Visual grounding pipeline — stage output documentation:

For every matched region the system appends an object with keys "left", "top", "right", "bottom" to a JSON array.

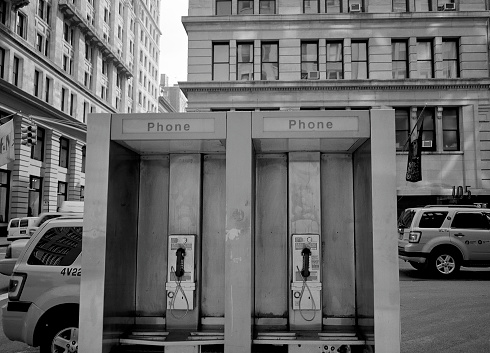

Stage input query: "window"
[
  {"left": 259, "top": 0, "right": 275, "bottom": 14},
  {"left": 351, "top": 41, "right": 368, "bottom": 79},
  {"left": 213, "top": 43, "right": 229, "bottom": 80},
  {"left": 442, "top": 108, "right": 459, "bottom": 151},
  {"left": 80, "top": 185, "right": 84, "bottom": 200},
  {"left": 82, "top": 146, "right": 87, "bottom": 173},
  {"left": 301, "top": 41, "right": 318, "bottom": 79},
  {"left": 34, "top": 70, "right": 41, "bottom": 97},
  {"left": 31, "top": 127, "right": 44, "bottom": 161},
  {"left": 414, "top": 0, "right": 431, "bottom": 11},
  {"left": 216, "top": 0, "right": 232, "bottom": 15},
  {"left": 28, "top": 176, "right": 42, "bottom": 217},
  {"left": 0, "top": 47, "right": 5, "bottom": 79},
  {"left": 238, "top": 0, "right": 253, "bottom": 14},
  {"left": 61, "top": 88, "right": 67, "bottom": 112},
  {"left": 37, "top": 0, "right": 50, "bottom": 23},
  {"left": 451, "top": 212, "right": 489, "bottom": 229},
  {"left": 393, "top": 0, "right": 408, "bottom": 12},
  {"left": 36, "top": 33, "right": 43, "bottom": 52},
  {"left": 70, "top": 93, "right": 75, "bottom": 117},
  {"left": 418, "top": 107, "right": 436, "bottom": 151},
  {"left": 27, "top": 226, "right": 83, "bottom": 266},
  {"left": 63, "top": 22, "right": 73, "bottom": 45},
  {"left": 102, "top": 60, "right": 108, "bottom": 76},
  {"left": 395, "top": 108, "right": 410, "bottom": 151},
  {"left": 442, "top": 39, "right": 459, "bottom": 78},
  {"left": 416, "top": 40, "right": 433, "bottom": 78},
  {"left": 326, "top": 41, "right": 343, "bottom": 79},
  {"left": 326, "top": 0, "right": 341, "bottom": 13},
  {"left": 0, "top": 170, "right": 9, "bottom": 223},
  {"left": 59, "top": 137, "right": 69, "bottom": 168},
  {"left": 237, "top": 42, "right": 253, "bottom": 80},
  {"left": 16, "top": 12, "right": 26, "bottom": 39},
  {"left": 83, "top": 102, "right": 89, "bottom": 124},
  {"left": 0, "top": 0, "right": 7, "bottom": 25},
  {"left": 349, "top": 0, "right": 364, "bottom": 11},
  {"left": 261, "top": 42, "right": 278, "bottom": 80},
  {"left": 57, "top": 182, "right": 67, "bottom": 209},
  {"left": 13, "top": 56, "right": 20, "bottom": 87},
  {"left": 104, "top": 8, "right": 110, "bottom": 23},
  {"left": 419, "top": 212, "right": 448, "bottom": 228},
  {"left": 44, "top": 77, "right": 51, "bottom": 103},
  {"left": 304, "top": 0, "right": 319, "bottom": 13},
  {"left": 392, "top": 40, "right": 408, "bottom": 79}
]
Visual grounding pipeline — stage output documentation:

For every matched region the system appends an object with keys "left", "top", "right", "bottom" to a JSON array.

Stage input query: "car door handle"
[{"left": 454, "top": 233, "right": 465, "bottom": 237}]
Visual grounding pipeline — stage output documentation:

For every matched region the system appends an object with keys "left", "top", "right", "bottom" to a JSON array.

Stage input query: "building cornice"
[{"left": 179, "top": 79, "right": 490, "bottom": 95}]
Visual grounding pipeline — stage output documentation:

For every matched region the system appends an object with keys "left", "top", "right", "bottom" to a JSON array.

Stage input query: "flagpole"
[{"left": 402, "top": 104, "right": 427, "bottom": 152}]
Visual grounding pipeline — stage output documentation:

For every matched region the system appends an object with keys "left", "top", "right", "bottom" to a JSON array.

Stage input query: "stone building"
[
  {"left": 0, "top": 0, "right": 160, "bottom": 230},
  {"left": 179, "top": 0, "right": 490, "bottom": 212}
]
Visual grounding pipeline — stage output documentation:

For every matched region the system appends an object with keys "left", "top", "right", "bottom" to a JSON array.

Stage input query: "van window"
[
  {"left": 10, "top": 219, "right": 19, "bottom": 227},
  {"left": 398, "top": 209, "right": 415, "bottom": 229},
  {"left": 451, "top": 212, "right": 489, "bottom": 229},
  {"left": 418, "top": 211, "right": 448, "bottom": 228},
  {"left": 20, "top": 219, "right": 29, "bottom": 227},
  {"left": 27, "top": 227, "right": 82, "bottom": 266}
]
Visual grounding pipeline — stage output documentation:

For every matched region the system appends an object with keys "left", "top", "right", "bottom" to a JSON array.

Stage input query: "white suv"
[
  {"left": 2, "top": 216, "right": 82, "bottom": 353},
  {"left": 398, "top": 205, "right": 490, "bottom": 277}
]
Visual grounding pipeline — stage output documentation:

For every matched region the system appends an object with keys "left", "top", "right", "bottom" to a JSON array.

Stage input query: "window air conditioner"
[
  {"left": 422, "top": 140, "right": 433, "bottom": 148},
  {"left": 307, "top": 71, "right": 320, "bottom": 80},
  {"left": 443, "top": 3, "right": 456, "bottom": 10},
  {"left": 241, "top": 73, "right": 253, "bottom": 80},
  {"left": 349, "top": 3, "right": 361, "bottom": 12}
]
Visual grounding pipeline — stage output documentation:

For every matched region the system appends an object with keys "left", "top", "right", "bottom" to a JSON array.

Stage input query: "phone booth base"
[{"left": 166, "top": 282, "right": 196, "bottom": 310}]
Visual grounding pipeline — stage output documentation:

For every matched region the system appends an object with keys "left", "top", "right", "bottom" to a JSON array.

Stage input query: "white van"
[{"left": 7, "top": 217, "right": 38, "bottom": 241}]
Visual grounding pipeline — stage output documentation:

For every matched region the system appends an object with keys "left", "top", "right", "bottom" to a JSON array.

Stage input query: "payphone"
[
  {"left": 291, "top": 234, "right": 322, "bottom": 321},
  {"left": 166, "top": 235, "right": 196, "bottom": 318}
]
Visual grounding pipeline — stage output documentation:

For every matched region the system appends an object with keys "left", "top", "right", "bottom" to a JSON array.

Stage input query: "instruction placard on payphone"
[
  {"left": 291, "top": 234, "right": 321, "bottom": 312},
  {"left": 166, "top": 235, "right": 196, "bottom": 312}
]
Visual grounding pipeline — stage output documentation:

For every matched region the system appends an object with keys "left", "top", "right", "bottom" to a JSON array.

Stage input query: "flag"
[
  {"left": 0, "top": 120, "right": 14, "bottom": 167},
  {"left": 406, "top": 119, "right": 424, "bottom": 182}
]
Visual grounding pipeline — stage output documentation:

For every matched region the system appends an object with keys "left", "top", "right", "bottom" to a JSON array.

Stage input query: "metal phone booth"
[
  {"left": 79, "top": 113, "right": 227, "bottom": 353},
  {"left": 251, "top": 109, "right": 401, "bottom": 353}
]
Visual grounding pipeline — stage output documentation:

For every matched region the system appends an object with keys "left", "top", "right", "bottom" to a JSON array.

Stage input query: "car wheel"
[
  {"left": 40, "top": 322, "right": 78, "bottom": 353},
  {"left": 430, "top": 249, "right": 460, "bottom": 278},
  {"left": 409, "top": 261, "right": 427, "bottom": 271}
]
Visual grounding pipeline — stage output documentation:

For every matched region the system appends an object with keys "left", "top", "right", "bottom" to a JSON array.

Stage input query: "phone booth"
[{"left": 79, "top": 110, "right": 400, "bottom": 353}]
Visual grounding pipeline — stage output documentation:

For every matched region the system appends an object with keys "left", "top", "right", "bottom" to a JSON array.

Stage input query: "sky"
[{"left": 159, "top": 1, "right": 189, "bottom": 86}]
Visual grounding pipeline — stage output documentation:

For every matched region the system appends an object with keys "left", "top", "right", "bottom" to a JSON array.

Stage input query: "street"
[{"left": 0, "top": 249, "right": 489, "bottom": 352}]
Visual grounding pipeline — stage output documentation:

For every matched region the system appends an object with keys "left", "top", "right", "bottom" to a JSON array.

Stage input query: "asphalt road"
[{"left": 0, "top": 251, "right": 489, "bottom": 352}]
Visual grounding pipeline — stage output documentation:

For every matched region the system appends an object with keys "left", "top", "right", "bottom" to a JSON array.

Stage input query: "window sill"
[{"left": 396, "top": 151, "right": 463, "bottom": 155}]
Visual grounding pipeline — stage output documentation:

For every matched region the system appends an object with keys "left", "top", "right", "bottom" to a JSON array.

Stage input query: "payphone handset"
[
  {"left": 292, "top": 234, "right": 320, "bottom": 282},
  {"left": 166, "top": 235, "right": 196, "bottom": 318},
  {"left": 167, "top": 235, "right": 195, "bottom": 283}
]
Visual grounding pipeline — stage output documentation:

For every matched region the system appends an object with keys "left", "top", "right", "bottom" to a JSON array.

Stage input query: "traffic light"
[{"left": 21, "top": 124, "right": 37, "bottom": 146}]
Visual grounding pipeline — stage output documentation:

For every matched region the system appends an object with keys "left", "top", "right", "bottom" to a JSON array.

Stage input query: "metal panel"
[
  {"left": 201, "top": 155, "right": 226, "bottom": 318},
  {"left": 254, "top": 154, "right": 288, "bottom": 319},
  {"left": 288, "top": 152, "right": 322, "bottom": 329},
  {"left": 79, "top": 114, "right": 112, "bottom": 353},
  {"left": 136, "top": 156, "right": 170, "bottom": 317},
  {"left": 321, "top": 154, "right": 356, "bottom": 320},
  {"left": 225, "top": 112, "right": 253, "bottom": 353},
  {"left": 167, "top": 154, "right": 202, "bottom": 329},
  {"left": 104, "top": 141, "right": 140, "bottom": 334}
]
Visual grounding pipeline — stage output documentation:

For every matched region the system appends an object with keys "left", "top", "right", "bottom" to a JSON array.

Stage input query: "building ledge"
[{"left": 179, "top": 78, "right": 490, "bottom": 95}]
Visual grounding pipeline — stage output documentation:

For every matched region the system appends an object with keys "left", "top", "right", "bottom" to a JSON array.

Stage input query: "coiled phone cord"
[
  {"left": 296, "top": 265, "right": 316, "bottom": 322},
  {"left": 169, "top": 266, "right": 190, "bottom": 320}
]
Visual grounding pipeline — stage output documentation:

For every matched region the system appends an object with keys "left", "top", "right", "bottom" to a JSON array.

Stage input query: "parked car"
[
  {"left": 7, "top": 217, "right": 38, "bottom": 241},
  {"left": 0, "top": 239, "right": 29, "bottom": 276},
  {"left": 28, "top": 201, "right": 84, "bottom": 237},
  {"left": 2, "top": 216, "right": 82, "bottom": 352},
  {"left": 398, "top": 205, "right": 490, "bottom": 277}
]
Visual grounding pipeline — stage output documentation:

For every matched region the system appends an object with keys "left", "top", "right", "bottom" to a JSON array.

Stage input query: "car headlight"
[{"left": 409, "top": 231, "right": 421, "bottom": 243}]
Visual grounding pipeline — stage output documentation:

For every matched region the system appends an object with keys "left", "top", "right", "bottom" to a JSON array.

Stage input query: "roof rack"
[{"left": 424, "top": 205, "right": 479, "bottom": 208}]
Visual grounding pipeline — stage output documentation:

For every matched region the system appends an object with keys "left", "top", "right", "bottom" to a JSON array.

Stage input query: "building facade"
[
  {"left": 180, "top": 0, "right": 490, "bottom": 213},
  {"left": 0, "top": 0, "right": 160, "bottom": 230}
]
